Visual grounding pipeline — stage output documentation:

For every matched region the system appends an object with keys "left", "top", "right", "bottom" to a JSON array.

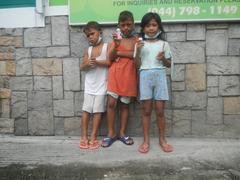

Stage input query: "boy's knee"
[{"left": 108, "top": 101, "right": 116, "bottom": 109}]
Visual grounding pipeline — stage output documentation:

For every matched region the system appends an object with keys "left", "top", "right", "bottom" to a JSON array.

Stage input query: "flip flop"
[
  {"left": 138, "top": 143, "right": 150, "bottom": 154},
  {"left": 118, "top": 136, "right": 134, "bottom": 145},
  {"left": 79, "top": 139, "right": 89, "bottom": 149},
  {"left": 160, "top": 143, "right": 173, "bottom": 153},
  {"left": 101, "top": 136, "right": 118, "bottom": 148},
  {"left": 89, "top": 140, "right": 101, "bottom": 150}
]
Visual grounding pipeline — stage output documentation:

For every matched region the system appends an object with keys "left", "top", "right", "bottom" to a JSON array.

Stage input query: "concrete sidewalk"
[{"left": 0, "top": 135, "right": 240, "bottom": 180}]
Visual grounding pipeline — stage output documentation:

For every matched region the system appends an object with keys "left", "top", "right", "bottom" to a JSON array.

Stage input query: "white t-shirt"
[
  {"left": 84, "top": 43, "right": 108, "bottom": 95},
  {"left": 140, "top": 40, "right": 172, "bottom": 70}
]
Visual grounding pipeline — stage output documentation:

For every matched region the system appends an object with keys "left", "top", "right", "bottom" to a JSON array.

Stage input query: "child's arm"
[
  {"left": 80, "top": 49, "right": 95, "bottom": 71},
  {"left": 95, "top": 44, "right": 111, "bottom": 67},
  {"left": 134, "top": 40, "right": 144, "bottom": 69},
  {"left": 156, "top": 42, "right": 172, "bottom": 68},
  {"left": 108, "top": 33, "right": 121, "bottom": 61},
  {"left": 116, "top": 50, "right": 134, "bottom": 59},
  {"left": 108, "top": 43, "right": 118, "bottom": 62},
  {"left": 156, "top": 52, "right": 171, "bottom": 68}
]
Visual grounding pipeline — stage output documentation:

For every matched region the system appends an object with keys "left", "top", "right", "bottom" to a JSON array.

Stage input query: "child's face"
[
  {"left": 143, "top": 19, "right": 159, "bottom": 37},
  {"left": 85, "top": 28, "right": 101, "bottom": 45},
  {"left": 118, "top": 18, "right": 134, "bottom": 37}
]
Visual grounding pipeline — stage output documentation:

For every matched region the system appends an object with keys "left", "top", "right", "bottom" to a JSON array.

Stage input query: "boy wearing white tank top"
[{"left": 79, "top": 21, "right": 111, "bottom": 150}]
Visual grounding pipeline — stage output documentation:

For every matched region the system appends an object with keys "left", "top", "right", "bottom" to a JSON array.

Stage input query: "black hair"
[
  {"left": 118, "top": 10, "right": 134, "bottom": 23},
  {"left": 83, "top": 21, "right": 102, "bottom": 34},
  {"left": 140, "top": 12, "right": 166, "bottom": 40}
]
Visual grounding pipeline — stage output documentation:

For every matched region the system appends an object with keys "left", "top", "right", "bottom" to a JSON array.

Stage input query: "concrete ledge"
[{"left": 0, "top": 135, "right": 240, "bottom": 179}]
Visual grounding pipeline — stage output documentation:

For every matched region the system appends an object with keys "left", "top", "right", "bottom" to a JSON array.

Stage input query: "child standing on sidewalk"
[
  {"left": 101, "top": 11, "right": 138, "bottom": 147},
  {"left": 79, "top": 21, "right": 110, "bottom": 150},
  {"left": 135, "top": 12, "right": 173, "bottom": 153}
]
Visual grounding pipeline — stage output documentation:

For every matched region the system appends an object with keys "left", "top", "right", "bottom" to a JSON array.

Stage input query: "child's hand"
[
  {"left": 112, "top": 33, "right": 121, "bottom": 48},
  {"left": 136, "top": 38, "right": 144, "bottom": 50},
  {"left": 89, "top": 58, "right": 97, "bottom": 68},
  {"left": 156, "top": 51, "right": 165, "bottom": 61}
]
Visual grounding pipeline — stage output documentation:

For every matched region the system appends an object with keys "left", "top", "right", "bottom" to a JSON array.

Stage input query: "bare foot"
[
  {"left": 160, "top": 143, "right": 173, "bottom": 153},
  {"left": 138, "top": 143, "right": 150, "bottom": 153}
]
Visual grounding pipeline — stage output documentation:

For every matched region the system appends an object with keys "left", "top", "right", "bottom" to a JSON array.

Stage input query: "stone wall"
[{"left": 0, "top": 16, "right": 239, "bottom": 137}]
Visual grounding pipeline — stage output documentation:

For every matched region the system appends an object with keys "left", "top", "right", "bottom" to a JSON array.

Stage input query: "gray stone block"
[
  {"left": 31, "top": 47, "right": 47, "bottom": 58},
  {"left": 173, "top": 91, "right": 207, "bottom": 110},
  {"left": 54, "top": 117, "right": 64, "bottom": 135},
  {"left": 172, "top": 81, "right": 185, "bottom": 91},
  {"left": 171, "top": 42, "right": 205, "bottom": 63},
  {"left": 14, "top": 118, "right": 28, "bottom": 135},
  {"left": 11, "top": 92, "right": 27, "bottom": 119},
  {"left": 206, "top": 30, "right": 228, "bottom": 55},
  {"left": 228, "top": 39, "right": 240, "bottom": 55},
  {"left": 172, "top": 64, "right": 185, "bottom": 82},
  {"left": 1, "top": 99, "right": 10, "bottom": 118},
  {"left": 47, "top": 46, "right": 70, "bottom": 57},
  {"left": 219, "top": 76, "right": 240, "bottom": 96},
  {"left": 53, "top": 76, "right": 63, "bottom": 99},
  {"left": 172, "top": 110, "right": 191, "bottom": 136},
  {"left": 207, "top": 56, "right": 240, "bottom": 75},
  {"left": 34, "top": 76, "right": 52, "bottom": 90},
  {"left": 15, "top": 58, "right": 32, "bottom": 75},
  {"left": 0, "top": 118, "right": 14, "bottom": 133},
  {"left": 167, "top": 32, "right": 186, "bottom": 42},
  {"left": 28, "top": 110, "right": 54, "bottom": 135},
  {"left": 207, "top": 97, "right": 223, "bottom": 125},
  {"left": 15, "top": 48, "right": 31, "bottom": 60},
  {"left": 64, "top": 117, "right": 81, "bottom": 135},
  {"left": 207, "top": 87, "right": 218, "bottom": 97},
  {"left": 63, "top": 58, "right": 80, "bottom": 91},
  {"left": 70, "top": 32, "right": 88, "bottom": 57},
  {"left": 74, "top": 91, "right": 84, "bottom": 116},
  {"left": 228, "top": 24, "right": 240, "bottom": 38},
  {"left": 10, "top": 77, "right": 33, "bottom": 91},
  {"left": 187, "top": 24, "right": 205, "bottom": 40},
  {"left": 164, "top": 24, "right": 186, "bottom": 32},
  {"left": 52, "top": 16, "right": 69, "bottom": 45},
  {"left": 53, "top": 99, "right": 74, "bottom": 117},
  {"left": 64, "top": 91, "right": 74, "bottom": 99},
  {"left": 24, "top": 26, "right": 51, "bottom": 47},
  {"left": 207, "top": 76, "right": 219, "bottom": 87},
  {"left": 28, "top": 91, "right": 52, "bottom": 111},
  {"left": 192, "top": 110, "right": 223, "bottom": 137}
]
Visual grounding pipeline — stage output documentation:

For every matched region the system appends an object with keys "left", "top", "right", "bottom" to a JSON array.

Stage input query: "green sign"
[
  {"left": 69, "top": 0, "right": 240, "bottom": 25},
  {"left": 49, "top": 0, "right": 68, "bottom": 6},
  {"left": 0, "top": 0, "right": 35, "bottom": 9}
]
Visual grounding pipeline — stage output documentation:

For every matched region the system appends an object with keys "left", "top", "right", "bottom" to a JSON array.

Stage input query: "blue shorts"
[{"left": 139, "top": 69, "right": 169, "bottom": 101}]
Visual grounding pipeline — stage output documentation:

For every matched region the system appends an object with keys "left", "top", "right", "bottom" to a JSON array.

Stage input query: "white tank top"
[{"left": 84, "top": 43, "right": 108, "bottom": 95}]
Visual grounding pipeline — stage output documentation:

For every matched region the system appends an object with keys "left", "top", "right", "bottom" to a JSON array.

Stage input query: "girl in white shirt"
[{"left": 135, "top": 12, "right": 173, "bottom": 153}]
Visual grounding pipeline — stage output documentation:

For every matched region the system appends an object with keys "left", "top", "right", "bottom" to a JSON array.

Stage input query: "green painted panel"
[
  {"left": 49, "top": 0, "right": 68, "bottom": 6},
  {"left": 0, "top": 0, "right": 35, "bottom": 9},
  {"left": 69, "top": 0, "right": 240, "bottom": 25}
]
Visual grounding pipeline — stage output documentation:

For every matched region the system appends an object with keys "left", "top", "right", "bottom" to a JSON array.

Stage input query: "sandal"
[
  {"left": 79, "top": 139, "right": 89, "bottom": 149},
  {"left": 118, "top": 136, "right": 134, "bottom": 145},
  {"left": 89, "top": 140, "right": 101, "bottom": 150},
  {"left": 160, "top": 143, "right": 173, "bottom": 153},
  {"left": 101, "top": 136, "right": 118, "bottom": 148},
  {"left": 138, "top": 143, "right": 150, "bottom": 154}
]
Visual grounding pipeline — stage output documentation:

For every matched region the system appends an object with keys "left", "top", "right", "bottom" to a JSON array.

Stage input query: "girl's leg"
[
  {"left": 81, "top": 111, "right": 90, "bottom": 140},
  {"left": 90, "top": 113, "right": 102, "bottom": 141},
  {"left": 106, "top": 95, "right": 117, "bottom": 137},
  {"left": 119, "top": 102, "right": 129, "bottom": 137},
  {"left": 138, "top": 100, "right": 152, "bottom": 153},
  {"left": 155, "top": 100, "right": 173, "bottom": 152}
]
